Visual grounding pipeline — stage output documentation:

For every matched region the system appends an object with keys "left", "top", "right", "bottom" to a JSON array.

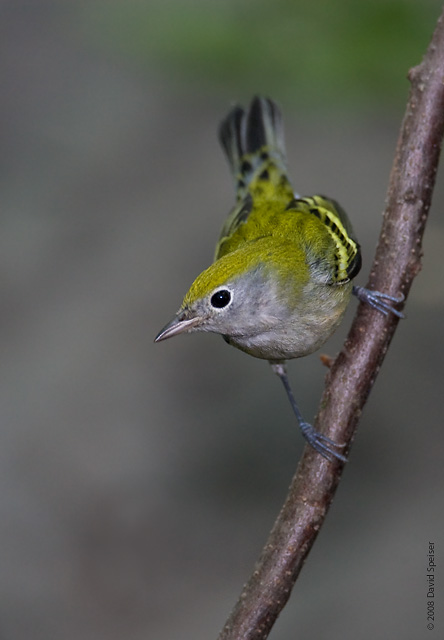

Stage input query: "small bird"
[{"left": 155, "top": 97, "right": 403, "bottom": 462}]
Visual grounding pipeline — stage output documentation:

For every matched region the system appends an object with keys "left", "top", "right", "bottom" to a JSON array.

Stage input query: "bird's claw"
[
  {"left": 352, "top": 286, "right": 405, "bottom": 319},
  {"left": 299, "top": 421, "right": 347, "bottom": 463}
]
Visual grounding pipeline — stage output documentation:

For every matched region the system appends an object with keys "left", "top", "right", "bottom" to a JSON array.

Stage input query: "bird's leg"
[
  {"left": 352, "top": 286, "right": 405, "bottom": 318},
  {"left": 270, "top": 362, "right": 347, "bottom": 463}
]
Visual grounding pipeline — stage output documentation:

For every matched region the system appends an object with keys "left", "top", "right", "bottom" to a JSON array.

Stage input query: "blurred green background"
[
  {"left": 82, "top": 0, "right": 438, "bottom": 107},
  {"left": 1, "top": 2, "right": 443, "bottom": 639}
]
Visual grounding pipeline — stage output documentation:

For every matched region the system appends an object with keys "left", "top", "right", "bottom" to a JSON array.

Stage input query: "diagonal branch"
[{"left": 217, "top": 8, "right": 444, "bottom": 640}]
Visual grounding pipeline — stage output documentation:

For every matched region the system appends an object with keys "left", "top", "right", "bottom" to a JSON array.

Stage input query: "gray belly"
[{"left": 225, "top": 283, "right": 352, "bottom": 361}]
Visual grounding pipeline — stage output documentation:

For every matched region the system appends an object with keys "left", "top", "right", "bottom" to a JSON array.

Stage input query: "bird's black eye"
[{"left": 210, "top": 289, "right": 231, "bottom": 309}]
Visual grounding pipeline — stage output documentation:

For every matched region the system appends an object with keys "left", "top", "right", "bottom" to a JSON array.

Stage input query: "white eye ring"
[{"left": 210, "top": 288, "right": 232, "bottom": 309}]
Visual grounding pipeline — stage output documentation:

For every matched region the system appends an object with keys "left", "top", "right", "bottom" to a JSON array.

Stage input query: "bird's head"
[{"left": 154, "top": 245, "right": 291, "bottom": 343}]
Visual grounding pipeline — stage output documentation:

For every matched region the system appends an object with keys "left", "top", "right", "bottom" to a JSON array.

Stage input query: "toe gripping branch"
[
  {"left": 352, "top": 286, "right": 405, "bottom": 318},
  {"left": 271, "top": 363, "right": 347, "bottom": 463}
]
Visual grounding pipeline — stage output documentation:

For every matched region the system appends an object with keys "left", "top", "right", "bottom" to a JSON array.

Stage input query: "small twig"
[{"left": 217, "top": 8, "right": 444, "bottom": 640}]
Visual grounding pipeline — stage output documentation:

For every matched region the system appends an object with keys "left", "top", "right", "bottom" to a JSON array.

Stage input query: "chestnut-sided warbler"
[{"left": 155, "top": 97, "right": 404, "bottom": 462}]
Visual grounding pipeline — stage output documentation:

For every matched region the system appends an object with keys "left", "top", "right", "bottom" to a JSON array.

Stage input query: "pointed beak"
[{"left": 154, "top": 312, "right": 202, "bottom": 343}]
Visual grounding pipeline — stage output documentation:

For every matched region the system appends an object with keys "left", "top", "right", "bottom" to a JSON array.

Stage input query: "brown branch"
[{"left": 217, "top": 9, "right": 444, "bottom": 640}]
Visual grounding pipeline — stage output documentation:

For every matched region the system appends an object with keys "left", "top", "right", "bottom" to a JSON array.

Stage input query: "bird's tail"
[{"left": 218, "top": 97, "right": 294, "bottom": 201}]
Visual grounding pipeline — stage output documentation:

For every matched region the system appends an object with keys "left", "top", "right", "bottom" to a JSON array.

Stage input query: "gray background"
[{"left": 1, "top": 3, "right": 443, "bottom": 639}]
